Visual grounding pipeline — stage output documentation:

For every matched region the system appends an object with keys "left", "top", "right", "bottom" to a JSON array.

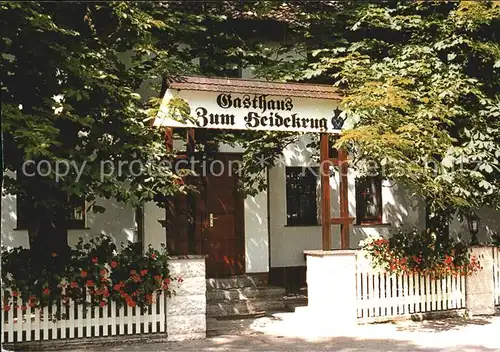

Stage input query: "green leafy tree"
[
  {"left": 1, "top": 2, "right": 198, "bottom": 257},
  {"left": 3, "top": 1, "right": 499, "bottom": 259},
  {"left": 0, "top": 1, "right": 300, "bottom": 258},
  {"left": 231, "top": 2, "right": 500, "bottom": 235},
  {"left": 322, "top": 2, "right": 500, "bottom": 231}
]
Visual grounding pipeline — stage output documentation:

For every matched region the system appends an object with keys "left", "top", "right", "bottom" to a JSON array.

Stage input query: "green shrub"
[
  {"left": 360, "top": 229, "right": 482, "bottom": 277},
  {"left": 1, "top": 235, "right": 181, "bottom": 315}
]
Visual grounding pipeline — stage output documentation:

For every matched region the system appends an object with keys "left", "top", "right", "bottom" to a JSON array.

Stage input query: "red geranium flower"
[
  {"left": 151, "top": 253, "right": 157, "bottom": 260},
  {"left": 92, "top": 257, "right": 98, "bottom": 264},
  {"left": 140, "top": 269, "right": 148, "bottom": 277},
  {"left": 86, "top": 280, "right": 94, "bottom": 287},
  {"left": 70, "top": 281, "right": 78, "bottom": 289},
  {"left": 21, "top": 305, "right": 27, "bottom": 311},
  {"left": 28, "top": 301, "right": 36, "bottom": 308},
  {"left": 110, "top": 261, "right": 118, "bottom": 269},
  {"left": 127, "top": 300, "right": 136, "bottom": 308},
  {"left": 3, "top": 305, "right": 11, "bottom": 312},
  {"left": 104, "top": 291, "right": 110, "bottom": 298},
  {"left": 11, "top": 291, "right": 18, "bottom": 297},
  {"left": 81, "top": 270, "right": 88, "bottom": 278},
  {"left": 43, "top": 288, "right": 51, "bottom": 295},
  {"left": 100, "top": 269, "right": 107, "bottom": 276},
  {"left": 99, "top": 301, "right": 107, "bottom": 307}
]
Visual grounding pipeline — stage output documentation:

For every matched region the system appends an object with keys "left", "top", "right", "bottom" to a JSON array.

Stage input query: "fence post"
[
  {"left": 166, "top": 255, "right": 206, "bottom": 341},
  {"left": 466, "top": 246, "right": 496, "bottom": 316},
  {"left": 304, "top": 250, "right": 358, "bottom": 328}
]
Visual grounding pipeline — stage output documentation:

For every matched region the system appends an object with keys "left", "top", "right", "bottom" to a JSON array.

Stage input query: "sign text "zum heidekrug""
[{"left": 193, "top": 93, "right": 343, "bottom": 133}]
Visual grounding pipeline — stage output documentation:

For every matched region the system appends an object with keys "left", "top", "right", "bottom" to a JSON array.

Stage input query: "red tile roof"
[{"left": 167, "top": 76, "right": 343, "bottom": 100}]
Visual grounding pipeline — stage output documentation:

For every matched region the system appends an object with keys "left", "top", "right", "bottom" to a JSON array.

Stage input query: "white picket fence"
[
  {"left": 494, "top": 247, "right": 500, "bottom": 306},
  {"left": 356, "top": 253, "right": 466, "bottom": 322},
  {"left": 1, "top": 290, "right": 166, "bottom": 343}
]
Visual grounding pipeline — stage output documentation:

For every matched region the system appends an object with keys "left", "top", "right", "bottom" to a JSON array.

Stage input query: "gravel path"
[{"left": 53, "top": 312, "right": 500, "bottom": 351}]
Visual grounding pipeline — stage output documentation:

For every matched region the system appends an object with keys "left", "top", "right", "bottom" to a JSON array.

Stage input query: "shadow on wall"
[
  {"left": 351, "top": 181, "right": 426, "bottom": 248},
  {"left": 450, "top": 207, "right": 500, "bottom": 244},
  {"left": 1, "top": 194, "right": 29, "bottom": 248},
  {"left": 67, "top": 198, "right": 137, "bottom": 248},
  {"left": 382, "top": 181, "right": 425, "bottom": 229}
]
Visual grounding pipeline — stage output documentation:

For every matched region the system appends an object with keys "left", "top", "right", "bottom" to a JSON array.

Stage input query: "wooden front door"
[{"left": 196, "top": 154, "right": 245, "bottom": 277}]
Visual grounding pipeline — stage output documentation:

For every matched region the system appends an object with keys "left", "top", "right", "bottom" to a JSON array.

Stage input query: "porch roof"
[{"left": 167, "top": 76, "right": 343, "bottom": 100}]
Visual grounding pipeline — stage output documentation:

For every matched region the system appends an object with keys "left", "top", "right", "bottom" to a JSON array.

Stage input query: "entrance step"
[
  {"left": 283, "top": 291, "right": 308, "bottom": 312},
  {"left": 206, "top": 276, "right": 267, "bottom": 291},
  {"left": 206, "top": 276, "right": 286, "bottom": 317},
  {"left": 207, "top": 286, "right": 285, "bottom": 302},
  {"left": 207, "top": 298, "right": 285, "bottom": 317}
]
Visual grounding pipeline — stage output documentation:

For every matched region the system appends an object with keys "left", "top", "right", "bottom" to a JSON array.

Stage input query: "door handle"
[{"left": 209, "top": 213, "right": 219, "bottom": 227}]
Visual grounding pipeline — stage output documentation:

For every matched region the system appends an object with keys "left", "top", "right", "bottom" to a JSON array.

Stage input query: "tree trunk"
[
  {"left": 426, "top": 202, "right": 451, "bottom": 251},
  {"left": 28, "top": 188, "right": 69, "bottom": 264}
]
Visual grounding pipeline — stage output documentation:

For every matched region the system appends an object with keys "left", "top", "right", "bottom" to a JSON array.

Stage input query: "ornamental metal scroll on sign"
[{"left": 154, "top": 89, "right": 348, "bottom": 134}]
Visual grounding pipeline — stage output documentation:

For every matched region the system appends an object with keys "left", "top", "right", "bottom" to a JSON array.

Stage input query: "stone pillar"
[
  {"left": 466, "top": 246, "right": 495, "bottom": 316},
  {"left": 303, "top": 250, "right": 358, "bottom": 328},
  {"left": 166, "top": 256, "right": 206, "bottom": 341}
]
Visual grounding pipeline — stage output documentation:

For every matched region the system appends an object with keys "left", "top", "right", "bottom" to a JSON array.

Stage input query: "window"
[
  {"left": 67, "top": 195, "right": 87, "bottom": 229},
  {"left": 355, "top": 177, "right": 383, "bottom": 224},
  {"left": 16, "top": 194, "right": 86, "bottom": 230},
  {"left": 285, "top": 167, "right": 318, "bottom": 226}
]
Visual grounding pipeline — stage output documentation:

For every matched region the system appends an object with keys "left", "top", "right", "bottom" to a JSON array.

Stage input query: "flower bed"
[
  {"left": 360, "top": 229, "right": 482, "bottom": 277},
  {"left": 1, "top": 235, "right": 182, "bottom": 315}
]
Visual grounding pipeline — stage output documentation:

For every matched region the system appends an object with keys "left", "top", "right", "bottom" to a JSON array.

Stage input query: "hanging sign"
[{"left": 154, "top": 89, "right": 347, "bottom": 133}]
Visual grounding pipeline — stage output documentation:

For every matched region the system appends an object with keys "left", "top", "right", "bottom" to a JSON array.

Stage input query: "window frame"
[
  {"left": 16, "top": 194, "right": 87, "bottom": 230},
  {"left": 355, "top": 176, "right": 383, "bottom": 225},
  {"left": 67, "top": 195, "right": 87, "bottom": 229},
  {"left": 285, "top": 166, "right": 319, "bottom": 227}
]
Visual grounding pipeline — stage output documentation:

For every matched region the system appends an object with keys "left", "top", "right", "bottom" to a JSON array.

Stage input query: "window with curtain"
[
  {"left": 285, "top": 167, "right": 318, "bottom": 226},
  {"left": 355, "top": 176, "right": 383, "bottom": 224}
]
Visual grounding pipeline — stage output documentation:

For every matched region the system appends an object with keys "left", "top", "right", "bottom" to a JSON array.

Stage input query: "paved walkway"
[{"left": 55, "top": 312, "right": 500, "bottom": 351}]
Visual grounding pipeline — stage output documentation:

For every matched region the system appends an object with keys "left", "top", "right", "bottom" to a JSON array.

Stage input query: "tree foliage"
[
  {"left": 234, "top": 1, "right": 500, "bottom": 217},
  {"left": 322, "top": 2, "right": 500, "bottom": 215},
  {"left": 2, "top": 1, "right": 499, "bottom": 252},
  {"left": 1, "top": 2, "right": 205, "bottom": 252}
]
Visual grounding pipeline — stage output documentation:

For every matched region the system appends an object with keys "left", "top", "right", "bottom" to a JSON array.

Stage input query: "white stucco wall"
[
  {"left": 268, "top": 135, "right": 427, "bottom": 268},
  {"left": 143, "top": 201, "right": 166, "bottom": 250},
  {"left": 1, "top": 194, "right": 137, "bottom": 249},
  {"left": 449, "top": 207, "right": 500, "bottom": 244},
  {"left": 244, "top": 180, "right": 269, "bottom": 273}
]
